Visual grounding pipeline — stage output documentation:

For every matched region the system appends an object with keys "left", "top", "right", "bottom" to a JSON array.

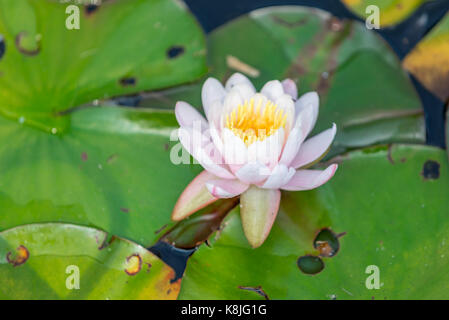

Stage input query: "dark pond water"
[{"left": 150, "top": 0, "right": 449, "bottom": 278}]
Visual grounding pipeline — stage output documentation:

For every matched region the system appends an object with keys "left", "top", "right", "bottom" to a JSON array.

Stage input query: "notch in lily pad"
[{"left": 313, "top": 228, "right": 342, "bottom": 258}]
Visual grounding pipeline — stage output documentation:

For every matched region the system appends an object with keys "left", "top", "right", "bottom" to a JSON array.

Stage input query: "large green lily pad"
[
  {"left": 0, "top": 0, "right": 206, "bottom": 131},
  {"left": 0, "top": 106, "right": 201, "bottom": 246},
  {"left": 140, "top": 6, "right": 425, "bottom": 158},
  {"left": 180, "top": 144, "right": 449, "bottom": 299},
  {"left": 0, "top": 223, "right": 180, "bottom": 299}
]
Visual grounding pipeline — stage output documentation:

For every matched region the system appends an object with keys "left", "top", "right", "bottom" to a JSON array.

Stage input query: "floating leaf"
[
  {"left": 0, "top": 223, "right": 180, "bottom": 299},
  {"left": 140, "top": 6, "right": 425, "bottom": 158},
  {"left": 180, "top": 145, "right": 449, "bottom": 299},
  {"left": 341, "top": 0, "right": 427, "bottom": 28},
  {"left": 0, "top": 106, "right": 201, "bottom": 246},
  {"left": 403, "top": 12, "right": 449, "bottom": 102},
  {"left": 0, "top": 0, "right": 206, "bottom": 131}
]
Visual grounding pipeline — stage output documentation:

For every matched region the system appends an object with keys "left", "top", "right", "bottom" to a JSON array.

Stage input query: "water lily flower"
[{"left": 172, "top": 73, "right": 338, "bottom": 248}]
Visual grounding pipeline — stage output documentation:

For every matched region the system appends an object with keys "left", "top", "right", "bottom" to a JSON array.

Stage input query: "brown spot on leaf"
[
  {"left": 422, "top": 160, "right": 440, "bottom": 180},
  {"left": 120, "top": 207, "right": 130, "bottom": 214},
  {"left": 15, "top": 32, "right": 40, "bottom": 56},
  {"left": 327, "top": 17, "right": 344, "bottom": 32},
  {"left": 107, "top": 154, "right": 118, "bottom": 164},
  {"left": 125, "top": 254, "right": 142, "bottom": 276},
  {"left": 81, "top": 152, "right": 88, "bottom": 162},
  {"left": 271, "top": 15, "right": 308, "bottom": 28},
  {"left": 238, "top": 286, "right": 270, "bottom": 300},
  {"left": 7, "top": 245, "right": 29, "bottom": 267}
]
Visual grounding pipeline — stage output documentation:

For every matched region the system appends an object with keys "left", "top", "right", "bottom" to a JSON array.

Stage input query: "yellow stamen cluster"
[{"left": 225, "top": 98, "right": 287, "bottom": 146}]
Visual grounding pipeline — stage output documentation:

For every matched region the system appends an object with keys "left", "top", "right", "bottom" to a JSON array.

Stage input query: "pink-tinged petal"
[
  {"left": 282, "top": 79, "right": 298, "bottom": 100},
  {"left": 202, "top": 77, "right": 226, "bottom": 120},
  {"left": 235, "top": 162, "right": 271, "bottom": 184},
  {"left": 281, "top": 164, "right": 338, "bottom": 191},
  {"left": 175, "top": 101, "right": 208, "bottom": 129},
  {"left": 240, "top": 186, "right": 281, "bottom": 248},
  {"left": 261, "top": 80, "right": 284, "bottom": 102},
  {"left": 172, "top": 171, "right": 218, "bottom": 221},
  {"left": 291, "top": 123, "right": 337, "bottom": 169},
  {"left": 279, "top": 104, "right": 315, "bottom": 166},
  {"left": 295, "top": 92, "right": 319, "bottom": 134},
  {"left": 261, "top": 164, "right": 295, "bottom": 189},
  {"left": 225, "top": 73, "right": 256, "bottom": 93},
  {"left": 206, "top": 179, "right": 249, "bottom": 198},
  {"left": 178, "top": 127, "right": 234, "bottom": 179}
]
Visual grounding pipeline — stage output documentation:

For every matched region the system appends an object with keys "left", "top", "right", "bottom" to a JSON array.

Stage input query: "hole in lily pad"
[
  {"left": 85, "top": 4, "right": 99, "bottom": 15},
  {"left": 167, "top": 46, "right": 185, "bottom": 59},
  {"left": 422, "top": 160, "right": 440, "bottom": 180},
  {"left": 314, "top": 228, "right": 340, "bottom": 257},
  {"left": 15, "top": 32, "right": 40, "bottom": 56},
  {"left": 119, "top": 77, "right": 137, "bottom": 87},
  {"left": 0, "top": 35, "right": 5, "bottom": 60},
  {"left": 297, "top": 255, "right": 324, "bottom": 275}
]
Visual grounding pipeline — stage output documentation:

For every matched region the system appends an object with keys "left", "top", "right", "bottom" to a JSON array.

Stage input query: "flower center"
[{"left": 225, "top": 98, "right": 287, "bottom": 146}]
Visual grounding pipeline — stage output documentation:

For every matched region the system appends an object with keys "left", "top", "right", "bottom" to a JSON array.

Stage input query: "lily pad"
[
  {"left": 0, "top": 0, "right": 207, "bottom": 131},
  {"left": 0, "top": 223, "right": 180, "bottom": 299},
  {"left": 140, "top": 6, "right": 425, "bottom": 158},
  {"left": 180, "top": 144, "right": 449, "bottom": 299},
  {"left": 0, "top": 106, "right": 201, "bottom": 246},
  {"left": 403, "top": 12, "right": 449, "bottom": 102},
  {"left": 341, "top": 0, "right": 427, "bottom": 28}
]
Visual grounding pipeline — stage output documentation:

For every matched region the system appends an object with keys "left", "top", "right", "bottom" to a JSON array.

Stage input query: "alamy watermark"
[{"left": 365, "top": 5, "right": 380, "bottom": 30}]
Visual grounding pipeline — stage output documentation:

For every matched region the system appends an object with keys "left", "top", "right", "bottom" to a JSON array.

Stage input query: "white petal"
[
  {"left": 247, "top": 128, "right": 285, "bottom": 167},
  {"left": 275, "top": 94, "right": 295, "bottom": 131},
  {"left": 232, "top": 83, "right": 256, "bottom": 102},
  {"left": 291, "top": 124, "right": 337, "bottom": 169},
  {"left": 225, "top": 73, "right": 256, "bottom": 92},
  {"left": 175, "top": 101, "right": 208, "bottom": 129},
  {"left": 261, "top": 164, "right": 295, "bottom": 189},
  {"left": 210, "top": 122, "right": 224, "bottom": 154},
  {"left": 279, "top": 103, "right": 315, "bottom": 166},
  {"left": 222, "top": 88, "right": 244, "bottom": 122},
  {"left": 202, "top": 77, "right": 226, "bottom": 120},
  {"left": 178, "top": 126, "right": 234, "bottom": 179},
  {"left": 235, "top": 162, "right": 271, "bottom": 184},
  {"left": 261, "top": 80, "right": 284, "bottom": 101},
  {"left": 295, "top": 92, "right": 319, "bottom": 134},
  {"left": 281, "top": 164, "right": 338, "bottom": 191},
  {"left": 282, "top": 79, "right": 298, "bottom": 100},
  {"left": 222, "top": 128, "right": 248, "bottom": 166},
  {"left": 206, "top": 179, "right": 249, "bottom": 198}
]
